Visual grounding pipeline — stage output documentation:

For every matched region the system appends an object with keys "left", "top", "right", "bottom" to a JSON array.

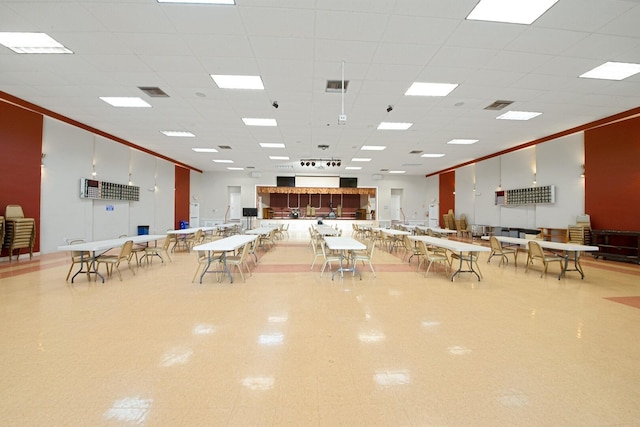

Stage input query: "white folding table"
[
  {"left": 192, "top": 234, "right": 258, "bottom": 284},
  {"left": 324, "top": 236, "right": 366, "bottom": 280},
  {"left": 58, "top": 234, "right": 166, "bottom": 283},
  {"left": 410, "top": 235, "right": 491, "bottom": 281},
  {"left": 484, "top": 236, "right": 599, "bottom": 279}
]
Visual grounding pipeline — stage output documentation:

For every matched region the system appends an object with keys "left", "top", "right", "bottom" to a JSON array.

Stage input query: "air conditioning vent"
[
  {"left": 138, "top": 86, "right": 169, "bottom": 97},
  {"left": 484, "top": 100, "right": 513, "bottom": 110},
  {"left": 409, "top": 150, "right": 423, "bottom": 154},
  {"left": 326, "top": 80, "right": 348, "bottom": 93},
  {"left": 218, "top": 145, "right": 232, "bottom": 150}
]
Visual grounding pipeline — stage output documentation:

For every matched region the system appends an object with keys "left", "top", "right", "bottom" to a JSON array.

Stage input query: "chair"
[
  {"left": 402, "top": 235, "right": 423, "bottom": 268},
  {"left": 526, "top": 241, "right": 564, "bottom": 278},
  {"left": 140, "top": 236, "right": 173, "bottom": 265},
  {"left": 353, "top": 239, "right": 376, "bottom": 277},
  {"left": 319, "top": 240, "right": 342, "bottom": 277},
  {"left": 259, "top": 229, "right": 277, "bottom": 251},
  {"left": 65, "top": 239, "right": 91, "bottom": 281},
  {"left": 417, "top": 240, "right": 450, "bottom": 277},
  {"left": 185, "top": 229, "right": 204, "bottom": 252},
  {"left": 96, "top": 240, "right": 135, "bottom": 281},
  {"left": 225, "top": 241, "right": 252, "bottom": 282},
  {"left": 487, "top": 236, "right": 518, "bottom": 266},
  {"left": 310, "top": 233, "right": 324, "bottom": 270}
]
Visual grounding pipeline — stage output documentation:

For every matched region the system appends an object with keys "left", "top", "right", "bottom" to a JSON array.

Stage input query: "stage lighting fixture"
[
  {"left": 311, "top": 161, "right": 316, "bottom": 166},
  {"left": 306, "top": 161, "right": 310, "bottom": 166},
  {"left": 300, "top": 161, "right": 304, "bottom": 166}
]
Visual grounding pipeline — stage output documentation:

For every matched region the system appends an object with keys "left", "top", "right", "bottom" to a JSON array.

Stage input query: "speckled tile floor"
[{"left": 1, "top": 231, "right": 639, "bottom": 426}]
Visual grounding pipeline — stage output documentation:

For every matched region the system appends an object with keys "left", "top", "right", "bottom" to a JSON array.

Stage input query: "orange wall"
[
  {"left": 438, "top": 171, "right": 455, "bottom": 223},
  {"left": 0, "top": 101, "right": 43, "bottom": 255},
  {"left": 585, "top": 116, "right": 640, "bottom": 231},
  {"left": 174, "top": 166, "right": 190, "bottom": 229}
]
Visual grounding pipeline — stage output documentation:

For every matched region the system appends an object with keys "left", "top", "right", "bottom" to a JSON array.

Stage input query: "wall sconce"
[
  {"left": 532, "top": 173, "right": 537, "bottom": 186},
  {"left": 580, "top": 165, "right": 585, "bottom": 178},
  {"left": 41, "top": 153, "right": 46, "bottom": 167}
]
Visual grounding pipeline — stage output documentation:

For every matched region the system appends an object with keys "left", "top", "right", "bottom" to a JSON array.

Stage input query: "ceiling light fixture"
[
  {"left": 211, "top": 74, "right": 264, "bottom": 89},
  {"left": 447, "top": 139, "right": 479, "bottom": 145},
  {"left": 377, "top": 122, "right": 413, "bottom": 130},
  {"left": 260, "top": 143, "right": 286, "bottom": 148},
  {"left": 161, "top": 131, "right": 195, "bottom": 137},
  {"left": 192, "top": 148, "right": 218, "bottom": 153},
  {"left": 496, "top": 111, "right": 542, "bottom": 121},
  {"left": 405, "top": 82, "right": 458, "bottom": 97},
  {"left": 0, "top": 32, "right": 73, "bottom": 54},
  {"left": 579, "top": 61, "right": 640, "bottom": 81},
  {"left": 158, "top": 0, "right": 235, "bottom": 4},
  {"left": 100, "top": 97, "right": 151, "bottom": 108},
  {"left": 361, "top": 145, "right": 386, "bottom": 151},
  {"left": 466, "top": 0, "right": 559, "bottom": 25},
  {"left": 242, "top": 118, "right": 277, "bottom": 127}
]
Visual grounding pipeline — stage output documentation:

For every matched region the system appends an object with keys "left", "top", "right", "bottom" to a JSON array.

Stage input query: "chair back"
[
  {"left": 120, "top": 240, "right": 134, "bottom": 261},
  {"left": 489, "top": 236, "right": 502, "bottom": 252},
  {"left": 162, "top": 236, "right": 172, "bottom": 251},
  {"left": 367, "top": 239, "right": 376, "bottom": 258},
  {"left": 528, "top": 241, "right": 544, "bottom": 259}
]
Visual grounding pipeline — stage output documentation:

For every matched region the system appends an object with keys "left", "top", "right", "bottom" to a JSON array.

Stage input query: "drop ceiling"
[{"left": 1, "top": 0, "right": 639, "bottom": 176}]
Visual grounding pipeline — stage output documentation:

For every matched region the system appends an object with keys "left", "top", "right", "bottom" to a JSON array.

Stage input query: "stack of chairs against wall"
[{"left": 2, "top": 205, "right": 36, "bottom": 262}]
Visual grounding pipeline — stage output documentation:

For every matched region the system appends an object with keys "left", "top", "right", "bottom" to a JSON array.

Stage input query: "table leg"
[{"left": 71, "top": 252, "right": 104, "bottom": 283}]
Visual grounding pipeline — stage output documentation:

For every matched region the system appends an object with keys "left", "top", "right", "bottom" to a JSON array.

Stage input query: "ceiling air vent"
[
  {"left": 317, "top": 144, "right": 329, "bottom": 150},
  {"left": 484, "top": 100, "right": 513, "bottom": 110},
  {"left": 218, "top": 145, "right": 232, "bottom": 150},
  {"left": 326, "top": 80, "right": 348, "bottom": 93},
  {"left": 138, "top": 86, "right": 169, "bottom": 97},
  {"left": 409, "top": 150, "right": 423, "bottom": 155}
]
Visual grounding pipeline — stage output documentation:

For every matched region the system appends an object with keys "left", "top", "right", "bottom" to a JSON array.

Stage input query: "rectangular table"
[
  {"left": 410, "top": 235, "right": 491, "bottom": 281},
  {"left": 415, "top": 226, "right": 458, "bottom": 236},
  {"left": 373, "top": 228, "right": 411, "bottom": 252},
  {"left": 483, "top": 236, "right": 599, "bottom": 279},
  {"left": 315, "top": 225, "right": 340, "bottom": 236},
  {"left": 324, "top": 237, "right": 366, "bottom": 280},
  {"left": 192, "top": 234, "right": 258, "bottom": 284},
  {"left": 58, "top": 234, "right": 166, "bottom": 283}
]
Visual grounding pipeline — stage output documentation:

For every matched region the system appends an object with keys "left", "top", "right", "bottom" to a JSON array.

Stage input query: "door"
[
  {"left": 390, "top": 189, "right": 402, "bottom": 222},
  {"left": 228, "top": 186, "right": 242, "bottom": 220}
]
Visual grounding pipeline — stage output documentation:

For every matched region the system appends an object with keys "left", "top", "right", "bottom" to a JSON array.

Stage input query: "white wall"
[
  {"left": 40, "top": 117, "right": 175, "bottom": 253},
  {"left": 191, "top": 172, "right": 434, "bottom": 224},
  {"left": 445, "top": 132, "right": 586, "bottom": 229}
]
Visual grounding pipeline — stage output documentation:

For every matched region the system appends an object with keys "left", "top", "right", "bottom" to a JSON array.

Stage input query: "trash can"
[
  {"left": 137, "top": 225, "right": 149, "bottom": 235},
  {"left": 180, "top": 220, "right": 189, "bottom": 229}
]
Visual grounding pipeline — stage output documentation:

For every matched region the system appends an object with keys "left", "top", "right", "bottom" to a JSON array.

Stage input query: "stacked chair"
[{"left": 2, "top": 205, "right": 36, "bottom": 262}]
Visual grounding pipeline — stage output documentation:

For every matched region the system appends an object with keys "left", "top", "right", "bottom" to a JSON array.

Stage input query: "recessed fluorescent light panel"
[
  {"left": 421, "top": 153, "right": 446, "bottom": 158},
  {"left": 259, "top": 143, "right": 286, "bottom": 148},
  {"left": 466, "top": 0, "right": 559, "bottom": 25},
  {"left": 211, "top": 74, "right": 264, "bottom": 90},
  {"left": 377, "top": 122, "right": 413, "bottom": 130},
  {"left": 389, "top": 170, "right": 406, "bottom": 174},
  {"left": 227, "top": 167, "right": 244, "bottom": 170},
  {"left": 405, "top": 82, "right": 458, "bottom": 97},
  {"left": 161, "top": 131, "right": 195, "bottom": 137},
  {"left": 158, "top": 0, "right": 234, "bottom": 3},
  {"left": 0, "top": 32, "right": 73, "bottom": 54},
  {"left": 213, "top": 159, "right": 233, "bottom": 163},
  {"left": 496, "top": 111, "right": 542, "bottom": 121},
  {"left": 242, "top": 118, "right": 277, "bottom": 127},
  {"left": 269, "top": 156, "right": 289, "bottom": 160},
  {"left": 447, "top": 139, "right": 478, "bottom": 145},
  {"left": 579, "top": 62, "right": 640, "bottom": 81},
  {"left": 345, "top": 167, "right": 362, "bottom": 170},
  {"left": 192, "top": 148, "right": 218, "bottom": 153},
  {"left": 361, "top": 145, "right": 386, "bottom": 151},
  {"left": 352, "top": 158, "right": 372, "bottom": 162},
  {"left": 99, "top": 97, "right": 151, "bottom": 108}
]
